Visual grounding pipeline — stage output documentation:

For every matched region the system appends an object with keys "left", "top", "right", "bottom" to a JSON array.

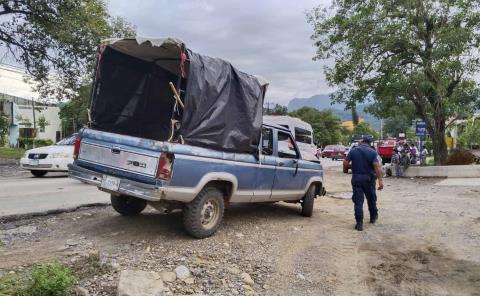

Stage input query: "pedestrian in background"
[
  {"left": 391, "top": 148, "right": 401, "bottom": 176},
  {"left": 420, "top": 145, "right": 429, "bottom": 166},
  {"left": 410, "top": 144, "right": 418, "bottom": 164},
  {"left": 400, "top": 149, "right": 410, "bottom": 174},
  {"left": 343, "top": 136, "right": 384, "bottom": 231}
]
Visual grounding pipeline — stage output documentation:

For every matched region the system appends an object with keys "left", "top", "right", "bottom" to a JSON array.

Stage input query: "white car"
[{"left": 20, "top": 134, "right": 77, "bottom": 177}]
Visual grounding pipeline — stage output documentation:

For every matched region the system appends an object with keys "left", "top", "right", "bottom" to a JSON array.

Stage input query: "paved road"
[
  {"left": 0, "top": 158, "right": 340, "bottom": 217},
  {"left": 0, "top": 174, "right": 109, "bottom": 217}
]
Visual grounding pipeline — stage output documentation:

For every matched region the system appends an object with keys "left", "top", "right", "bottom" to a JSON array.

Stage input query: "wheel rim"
[{"left": 200, "top": 198, "right": 220, "bottom": 230}]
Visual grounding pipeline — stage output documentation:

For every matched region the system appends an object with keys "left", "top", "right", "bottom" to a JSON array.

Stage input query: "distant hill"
[
  {"left": 288, "top": 94, "right": 345, "bottom": 111},
  {"left": 287, "top": 94, "right": 381, "bottom": 130}
]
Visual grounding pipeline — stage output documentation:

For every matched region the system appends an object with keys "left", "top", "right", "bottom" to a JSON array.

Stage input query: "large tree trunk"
[
  {"left": 351, "top": 105, "right": 359, "bottom": 126},
  {"left": 430, "top": 115, "right": 448, "bottom": 165}
]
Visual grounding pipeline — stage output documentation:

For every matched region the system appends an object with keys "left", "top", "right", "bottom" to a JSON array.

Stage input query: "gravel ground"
[
  {"left": 1, "top": 166, "right": 479, "bottom": 295},
  {"left": 0, "top": 162, "right": 29, "bottom": 178}
]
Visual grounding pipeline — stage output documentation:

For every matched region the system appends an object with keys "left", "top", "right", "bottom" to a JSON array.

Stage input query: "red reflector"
[
  {"left": 73, "top": 136, "right": 81, "bottom": 160},
  {"left": 157, "top": 153, "right": 174, "bottom": 180}
]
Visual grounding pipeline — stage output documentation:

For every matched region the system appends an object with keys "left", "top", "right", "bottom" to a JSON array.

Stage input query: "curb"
[{"left": 0, "top": 202, "right": 110, "bottom": 223}]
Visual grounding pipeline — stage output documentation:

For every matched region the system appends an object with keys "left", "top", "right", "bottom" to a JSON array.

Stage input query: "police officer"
[{"left": 343, "top": 136, "right": 384, "bottom": 231}]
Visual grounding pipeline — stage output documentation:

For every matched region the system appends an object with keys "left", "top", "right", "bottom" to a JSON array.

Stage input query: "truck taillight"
[
  {"left": 73, "top": 136, "right": 81, "bottom": 160},
  {"left": 157, "top": 153, "right": 174, "bottom": 180}
]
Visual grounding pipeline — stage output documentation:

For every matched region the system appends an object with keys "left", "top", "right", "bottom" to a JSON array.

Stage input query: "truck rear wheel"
[
  {"left": 183, "top": 186, "right": 225, "bottom": 239},
  {"left": 301, "top": 185, "right": 316, "bottom": 217},
  {"left": 111, "top": 194, "right": 147, "bottom": 216}
]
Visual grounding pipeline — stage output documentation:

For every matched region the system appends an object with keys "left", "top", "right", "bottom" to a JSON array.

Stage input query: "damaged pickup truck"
[{"left": 69, "top": 37, "right": 325, "bottom": 238}]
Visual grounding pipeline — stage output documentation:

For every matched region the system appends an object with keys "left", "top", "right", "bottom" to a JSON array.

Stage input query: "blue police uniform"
[{"left": 346, "top": 144, "right": 379, "bottom": 224}]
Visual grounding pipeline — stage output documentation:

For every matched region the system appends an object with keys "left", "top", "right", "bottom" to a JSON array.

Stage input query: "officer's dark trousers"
[{"left": 351, "top": 174, "right": 378, "bottom": 222}]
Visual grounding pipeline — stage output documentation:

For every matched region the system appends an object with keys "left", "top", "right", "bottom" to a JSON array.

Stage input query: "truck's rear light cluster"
[
  {"left": 157, "top": 152, "right": 174, "bottom": 180},
  {"left": 73, "top": 136, "right": 82, "bottom": 160}
]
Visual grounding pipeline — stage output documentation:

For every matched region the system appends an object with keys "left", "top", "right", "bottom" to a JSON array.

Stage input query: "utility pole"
[
  {"left": 31, "top": 98, "right": 36, "bottom": 148},
  {"left": 380, "top": 118, "right": 383, "bottom": 139}
]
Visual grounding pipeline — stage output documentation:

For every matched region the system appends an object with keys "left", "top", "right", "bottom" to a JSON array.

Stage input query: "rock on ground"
[
  {"left": 174, "top": 265, "right": 191, "bottom": 280},
  {"left": 117, "top": 270, "right": 164, "bottom": 296}
]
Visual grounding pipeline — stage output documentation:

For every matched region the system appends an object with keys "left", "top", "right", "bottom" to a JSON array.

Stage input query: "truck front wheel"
[
  {"left": 301, "top": 185, "right": 316, "bottom": 217},
  {"left": 111, "top": 194, "right": 147, "bottom": 216},
  {"left": 183, "top": 187, "right": 225, "bottom": 239}
]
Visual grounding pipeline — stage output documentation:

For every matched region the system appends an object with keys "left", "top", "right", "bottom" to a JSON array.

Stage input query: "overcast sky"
[{"left": 108, "top": 0, "right": 332, "bottom": 105}]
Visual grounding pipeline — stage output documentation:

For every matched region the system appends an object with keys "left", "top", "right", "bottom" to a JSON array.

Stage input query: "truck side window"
[
  {"left": 261, "top": 128, "right": 273, "bottom": 155},
  {"left": 277, "top": 131, "right": 299, "bottom": 159}
]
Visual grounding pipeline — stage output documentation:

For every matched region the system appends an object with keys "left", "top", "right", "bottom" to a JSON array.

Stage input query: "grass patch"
[
  {"left": 25, "top": 262, "right": 76, "bottom": 296},
  {"left": 0, "top": 262, "right": 76, "bottom": 296},
  {"left": 0, "top": 147, "right": 25, "bottom": 159}
]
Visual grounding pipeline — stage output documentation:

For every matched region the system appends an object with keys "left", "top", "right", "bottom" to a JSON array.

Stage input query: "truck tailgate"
[{"left": 77, "top": 129, "right": 163, "bottom": 178}]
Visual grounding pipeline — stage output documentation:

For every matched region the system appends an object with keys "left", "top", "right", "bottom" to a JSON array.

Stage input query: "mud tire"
[
  {"left": 301, "top": 185, "right": 316, "bottom": 217},
  {"left": 183, "top": 186, "right": 225, "bottom": 239}
]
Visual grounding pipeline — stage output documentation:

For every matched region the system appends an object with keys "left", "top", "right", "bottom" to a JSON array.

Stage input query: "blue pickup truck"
[{"left": 68, "top": 37, "right": 325, "bottom": 238}]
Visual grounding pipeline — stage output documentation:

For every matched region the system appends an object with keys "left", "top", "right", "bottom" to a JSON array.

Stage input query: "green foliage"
[
  {"left": 0, "top": 112, "right": 9, "bottom": 146},
  {"left": 264, "top": 103, "right": 288, "bottom": 115},
  {"left": 0, "top": 273, "right": 22, "bottom": 296},
  {"left": 18, "top": 138, "right": 54, "bottom": 149},
  {"left": 383, "top": 114, "right": 414, "bottom": 138},
  {"left": 0, "top": 147, "right": 26, "bottom": 159},
  {"left": 59, "top": 84, "right": 91, "bottom": 134},
  {"left": 352, "top": 122, "right": 378, "bottom": 139},
  {"left": 0, "top": 0, "right": 136, "bottom": 100},
  {"left": 458, "top": 118, "right": 480, "bottom": 148},
  {"left": 289, "top": 107, "right": 343, "bottom": 146},
  {"left": 36, "top": 116, "right": 50, "bottom": 130},
  {"left": 308, "top": 0, "right": 480, "bottom": 165},
  {"left": 24, "top": 262, "right": 76, "bottom": 296}
]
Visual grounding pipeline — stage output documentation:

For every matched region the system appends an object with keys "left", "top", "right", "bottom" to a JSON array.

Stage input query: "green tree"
[
  {"left": 289, "top": 107, "right": 343, "bottom": 146},
  {"left": 0, "top": 112, "right": 9, "bottom": 146},
  {"left": 458, "top": 118, "right": 480, "bottom": 148},
  {"left": 264, "top": 103, "right": 288, "bottom": 115},
  {"left": 59, "top": 84, "right": 91, "bottom": 134},
  {"left": 352, "top": 122, "right": 379, "bottom": 139},
  {"left": 0, "top": 0, "right": 135, "bottom": 100},
  {"left": 308, "top": 0, "right": 480, "bottom": 165},
  {"left": 383, "top": 114, "right": 414, "bottom": 138}
]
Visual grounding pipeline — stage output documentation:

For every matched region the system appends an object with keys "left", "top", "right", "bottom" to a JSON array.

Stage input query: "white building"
[{"left": 0, "top": 64, "right": 63, "bottom": 146}]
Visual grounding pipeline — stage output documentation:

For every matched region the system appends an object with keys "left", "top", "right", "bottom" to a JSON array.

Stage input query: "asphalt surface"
[
  {"left": 0, "top": 158, "right": 340, "bottom": 218},
  {"left": 0, "top": 174, "right": 109, "bottom": 217}
]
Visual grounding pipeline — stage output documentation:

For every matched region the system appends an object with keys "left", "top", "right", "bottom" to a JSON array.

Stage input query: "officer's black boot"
[
  {"left": 370, "top": 213, "right": 378, "bottom": 224},
  {"left": 355, "top": 220, "right": 363, "bottom": 231}
]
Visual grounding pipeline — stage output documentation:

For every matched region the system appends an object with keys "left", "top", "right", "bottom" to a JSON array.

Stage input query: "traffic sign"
[{"left": 415, "top": 121, "right": 427, "bottom": 137}]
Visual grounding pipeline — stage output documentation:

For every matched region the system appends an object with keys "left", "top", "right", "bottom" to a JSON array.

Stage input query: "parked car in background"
[
  {"left": 321, "top": 145, "right": 336, "bottom": 158},
  {"left": 263, "top": 115, "right": 317, "bottom": 161},
  {"left": 331, "top": 145, "right": 347, "bottom": 160},
  {"left": 20, "top": 134, "right": 77, "bottom": 177}
]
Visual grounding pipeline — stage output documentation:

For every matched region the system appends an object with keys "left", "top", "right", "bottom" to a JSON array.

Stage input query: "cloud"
[{"left": 108, "top": 0, "right": 333, "bottom": 105}]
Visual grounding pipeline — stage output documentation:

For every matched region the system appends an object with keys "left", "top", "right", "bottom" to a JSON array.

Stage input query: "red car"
[{"left": 322, "top": 145, "right": 346, "bottom": 160}]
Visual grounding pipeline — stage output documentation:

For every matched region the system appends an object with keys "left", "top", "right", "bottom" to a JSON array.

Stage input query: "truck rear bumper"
[{"left": 68, "top": 163, "right": 163, "bottom": 202}]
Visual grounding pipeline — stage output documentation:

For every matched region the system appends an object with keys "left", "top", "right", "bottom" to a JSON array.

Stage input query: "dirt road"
[{"left": 1, "top": 166, "right": 479, "bottom": 295}]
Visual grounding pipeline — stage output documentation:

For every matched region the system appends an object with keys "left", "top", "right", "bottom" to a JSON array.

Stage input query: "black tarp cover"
[
  {"left": 180, "top": 50, "right": 264, "bottom": 153},
  {"left": 93, "top": 38, "right": 266, "bottom": 154}
]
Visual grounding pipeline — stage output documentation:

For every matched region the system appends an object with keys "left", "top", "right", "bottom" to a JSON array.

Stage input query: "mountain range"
[{"left": 287, "top": 94, "right": 381, "bottom": 130}]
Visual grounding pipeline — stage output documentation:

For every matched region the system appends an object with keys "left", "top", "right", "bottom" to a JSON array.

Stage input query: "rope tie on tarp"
[{"left": 180, "top": 51, "right": 187, "bottom": 78}]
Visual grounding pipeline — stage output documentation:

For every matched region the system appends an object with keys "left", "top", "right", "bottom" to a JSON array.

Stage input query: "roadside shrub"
[
  {"left": 447, "top": 149, "right": 475, "bottom": 165},
  {"left": 18, "top": 138, "right": 54, "bottom": 149},
  {"left": 23, "top": 262, "right": 76, "bottom": 296}
]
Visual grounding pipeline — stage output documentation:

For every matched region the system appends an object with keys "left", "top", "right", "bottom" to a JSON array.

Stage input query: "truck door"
[
  {"left": 252, "top": 127, "right": 276, "bottom": 202},
  {"left": 271, "top": 130, "right": 304, "bottom": 200}
]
